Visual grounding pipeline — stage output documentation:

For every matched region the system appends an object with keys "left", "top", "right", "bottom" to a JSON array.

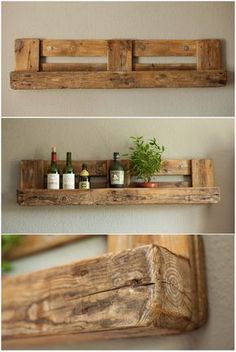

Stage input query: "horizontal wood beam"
[
  {"left": 133, "top": 40, "right": 196, "bottom": 56},
  {"left": 16, "top": 187, "right": 220, "bottom": 206},
  {"left": 10, "top": 70, "right": 226, "bottom": 89},
  {"left": 2, "top": 241, "right": 207, "bottom": 348}
]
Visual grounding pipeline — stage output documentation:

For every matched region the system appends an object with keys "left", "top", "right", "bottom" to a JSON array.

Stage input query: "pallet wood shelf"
[
  {"left": 10, "top": 39, "right": 227, "bottom": 89},
  {"left": 2, "top": 235, "right": 207, "bottom": 349},
  {"left": 17, "top": 159, "right": 220, "bottom": 205}
]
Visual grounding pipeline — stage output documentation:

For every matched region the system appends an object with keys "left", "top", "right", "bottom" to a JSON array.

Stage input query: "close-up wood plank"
[
  {"left": 2, "top": 242, "right": 206, "bottom": 349},
  {"left": 15, "top": 39, "right": 40, "bottom": 71},
  {"left": 196, "top": 40, "right": 221, "bottom": 70},
  {"left": 5, "top": 235, "right": 89, "bottom": 260},
  {"left": 133, "top": 40, "right": 196, "bottom": 56},
  {"left": 107, "top": 40, "right": 132, "bottom": 71},
  {"left": 16, "top": 187, "right": 220, "bottom": 206},
  {"left": 10, "top": 70, "right": 227, "bottom": 89},
  {"left": 191, "top": 160, "right": 214, "bottom": 187}
]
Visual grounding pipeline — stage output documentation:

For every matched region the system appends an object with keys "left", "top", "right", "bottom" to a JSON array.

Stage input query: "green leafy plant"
[
  {"left": 2, "top": 235, "right": 21, "bottom": 272},
  {"left": 125, "top": 136, "right": 165, "bottom": 182}
]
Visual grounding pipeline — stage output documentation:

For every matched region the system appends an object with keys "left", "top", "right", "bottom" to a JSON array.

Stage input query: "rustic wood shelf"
[
  {"left": 2, "top": 235, "right": 207, "bottom": 349},
  {"left": 16, "top": 158, "right": 220, "bottom": 205},
  {"left": 10, "top": 39, "right": 227, "bottom": 89}
]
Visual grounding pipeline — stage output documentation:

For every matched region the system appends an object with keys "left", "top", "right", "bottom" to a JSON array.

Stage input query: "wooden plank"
[
  {"left": 191, "top": 160, "right": 214, "bottom": 187},
  {"left": 16, "top": 187, "right": 220, "bottom": 206},
  {"left": 15, "top": 39, "right": 40, "bottom": 71},
  {"left": 197, "top": 40, "right": 221, "bottom": 70},
  {"left": 41, "top": 63, "right": 195, "bottom": 72},
  {"left": 41, "top": 63, "right": 107, "bottom": 72},
  {"left": 107, "top": 40, "right": 132, "bottom": 71},
  {"left": 41, "top": 40, "right": 108, "bottom": 57},
  {"left": 43, "top": 160, "right": 107, "bottom": 177},
  {"left": 2, "top": 244, "right": 196, "bottom": 348},
  {"left": 129, "top": 181, "right": 191, "bottom": 188},
  {"left": 10, "top": 70, "right": 226, "bottom": 89},
  {"left": 133, "top": 40, "right": 196, "bottom": 57},
  {"left": 20, "top": 160, "right": 44, "bottom": 189},
  {"left": 5, "top": 235, "right": 90, "bottom": 260},
  {"left": 107, "top": 235, "right": 190, "bottom": 258},
  {"left": 134, "top": 63, "right": 196, "bottom": 71}
]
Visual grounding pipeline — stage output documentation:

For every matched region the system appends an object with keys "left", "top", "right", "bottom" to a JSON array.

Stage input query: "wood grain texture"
[
  {"left": 107, "top": 235, "right": 190, "bottom": 258},
  {"left": 5, "top": 235, "right": 90, "bottom": 260},
  {"left": 16, "top": 187, "right": 220, "bottom": 206},
  {"left": 107, "top": 40, "right": 132, "bottom": 71},
  {"left": 197, "top": 40, "right": 221, "bottom": 70},
  {"left": 10, "top": 70, "right": 227, "bottom": 89},
  {"left": 15, "top": 39, "right": 40, "bottom": 71},
  {"left": 133, "top": 40, "right": 196, "bottom": 56},
  {"left": 2, "top": 243, "right": 203, "bottom": 348},
  {"left": 41, "top": 40, "right": 108, "bottom": 57},
  {"left": 191, "top": 160, "right": 214, "bottom": 187}
]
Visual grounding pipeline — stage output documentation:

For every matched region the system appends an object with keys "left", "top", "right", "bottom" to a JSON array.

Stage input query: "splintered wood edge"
[{"left": 2, "top": 242, "right": 207, "bottom": 349}]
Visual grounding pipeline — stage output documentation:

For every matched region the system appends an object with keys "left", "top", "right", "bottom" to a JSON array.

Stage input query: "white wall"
[
  {"left": 2, "top": 1, "right": 234, "bottom": 117},
  {"left": 2, "top": 118, "right": 234, "bottom": 233},
  {"left": 9, "top": 235, "right": 234, "bottom": 350}
]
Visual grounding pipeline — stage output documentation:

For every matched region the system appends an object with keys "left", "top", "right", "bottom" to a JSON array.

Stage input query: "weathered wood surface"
[
  {"left": 191, "top": 159, "right": 214, "bottom": 187},
  {"left": 2, "top": 243, "right": 204, "bottom": 348},
  {"left": 15, "top": 39, "right": 40, "bottom": 71},
  {"left": 108, "top": 234, "right": 190, "bottom": 258},
  {"left": 17, "top": 187, "right": 220, "bottom": 206},
  {"left": 5, "top": 235, "right": 89, "bottom": 260},
  {"left": 107, "top": 40, "right": 132, "bottom": 71},
  {"left": 10, "top": 69, "right": 226, "bottom": 89},
  {"left": 107, "top": 234, "right": 208, "bottom": 331},
  {"left": 133, "top": 40, "right": 196, "bottom": 56},
  {"left": 197, "top": 40, "right": 221, "bottom": 70},
  {"left": 41, "top": 63, "right": 196, "bottom": 72},
  {"left": 41, "top": 39, "right": 108, "bottom": 57}
]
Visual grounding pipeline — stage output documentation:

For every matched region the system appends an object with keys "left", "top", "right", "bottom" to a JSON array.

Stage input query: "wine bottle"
[
  {"left": 62, "top": 152, "right": 75, "bottom": 189},
  {"left": 79, "top": 164, "right": 90, "bottom": 189},
  {"left": 109, "top": 152, "right": 124, "bottom": 188},
  {"left": 47, "top": 147, "right": 60, "bottom": 189}
]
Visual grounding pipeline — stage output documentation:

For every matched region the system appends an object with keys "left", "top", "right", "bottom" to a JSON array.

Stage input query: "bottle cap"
[
  {"left": 52, "top": 147, "right": 56, "bottom": 152},
  {"left": 113, "top": 152, "right": 120, "bottom": 159}
]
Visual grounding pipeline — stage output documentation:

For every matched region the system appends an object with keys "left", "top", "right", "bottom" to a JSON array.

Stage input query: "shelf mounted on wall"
[
  {"left": 10, "top": 39, "right": 227, "bottom": 89},
  {"left": 16, "top": 158, "right": 220, "bottom": 206}
]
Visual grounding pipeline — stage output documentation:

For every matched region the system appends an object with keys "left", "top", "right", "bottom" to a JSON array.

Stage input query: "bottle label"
[
  {"left": 110, "top": 170, "right": 124, "bottom": 185},
  {"left": 47, "top": 174, "right": 60, "bottom": 189},
  {"left": 79, "top": 181, "right": 90, "bottom": 189},
  {"left": 63, "top": 174, "right": 75, "bottom": 189}
]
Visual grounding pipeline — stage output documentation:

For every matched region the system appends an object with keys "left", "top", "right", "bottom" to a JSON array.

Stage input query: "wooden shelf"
[
  {"left": 17, "top": 187, "right": 220, "bottom": 206},
  {"left": 2, "top": 235, "right": 207, "bottom": 349},
  {"left": 10, "top": 39, "right": 227, "bottom": 89},
  {"left": 17, "top": 158, "right": 220, "bottom": 205}
]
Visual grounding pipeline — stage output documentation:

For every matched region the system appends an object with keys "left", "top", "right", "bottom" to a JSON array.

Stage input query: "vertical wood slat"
[
  {"left": 191, "top": 159, "right": 214, "bottom": 187},
  {"left": 196, "top": 40, "right": 221, "bottom": 70},
  {"left": 20, "top": 160, "right": 44, "bottom": 189},
  {"left": 107, "top": 40, "right": 132, "bottom": 71},
  {"left": 15, "top": 39, "right": 40, "bottom": 71}
]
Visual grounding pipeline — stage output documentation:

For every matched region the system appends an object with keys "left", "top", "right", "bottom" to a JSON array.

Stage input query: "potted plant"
[{"left": 125, "top": 136, "right": 165, "bottom": 188}]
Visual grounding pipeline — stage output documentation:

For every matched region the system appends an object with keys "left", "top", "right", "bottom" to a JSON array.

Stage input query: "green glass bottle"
[
  {"left": 47, "top": 147, "right": 60, "bottom": 189},
  {"left": 109, "top": 152, "right": 124, "bottom": 188},
  {"left": 79, "top": 164, "right": 90, "bottom": 189},
  {"left": 62, "top": 152, "right": 75, "bottom": 189}
]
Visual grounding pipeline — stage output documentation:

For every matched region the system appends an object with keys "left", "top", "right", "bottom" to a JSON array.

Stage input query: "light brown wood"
[
  {"left": 133, "top": 40, "right": 196, "bottom": 56},
  {"left": 41, "top": 63, "right": 107, "bottom": 72},
  {"left": 197, "top": 40, "right": 221, "bottom": 70},
  {"left": 10, "top": 69, "right": 227, "bottom": 89},
  {"left": 134, "top": 63, "right": 197, "bottom": 71},
  {"left": 5, "top": 235, "right": 89, "bottom": 260},
  {"left": 16, "top": 187, "right": 220, "bottom": 206},
  {"left": 107, "top": 40, "right": 132, "bottom": 71},
  {"left": 15, "top": 39, "right": 40, "bottom": 71},
  {"left": 41, "top": 40, "right": 108, "bottom": 57},
  {"left": 107, "top": 235, "right": 190, "bottom": 258},
  {"left": 191, "top": 159, "right": 214, "bottom": 187},
  {"left": 2, "top": 242, "right": 206, "bottom": 348}
]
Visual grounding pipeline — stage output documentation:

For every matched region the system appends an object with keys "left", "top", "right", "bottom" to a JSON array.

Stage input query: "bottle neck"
[
  {"left": 66, "top": 155, "right": 72, "bottom": 165},
  {"left": 51, "top": 152, "right": 57, "bottom": 163}
]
